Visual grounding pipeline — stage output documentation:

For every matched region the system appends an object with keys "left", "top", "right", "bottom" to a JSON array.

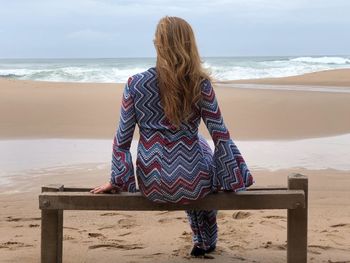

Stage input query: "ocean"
[{"left": 1, "top": 56, "right": 350, "bottom": 83}]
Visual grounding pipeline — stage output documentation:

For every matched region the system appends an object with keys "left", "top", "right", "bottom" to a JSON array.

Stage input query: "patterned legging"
[
  {"left": 185, "top": 134, "right": 218, "bottom": 250},
  {"left": 185, "top": 209, "right": 218, "bottom": 250}
]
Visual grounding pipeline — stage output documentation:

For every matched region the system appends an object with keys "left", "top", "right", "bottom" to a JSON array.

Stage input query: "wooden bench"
[{"left": 39, "top": 173, "right": 308, "bottom": 263}]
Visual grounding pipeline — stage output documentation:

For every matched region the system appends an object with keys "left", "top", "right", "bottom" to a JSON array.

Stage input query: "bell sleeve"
[
  {"left": 200, "top": 79, "right": 254, "bottom": 191},
  {"left": 109, "top": 76, "right": 137, "bottom": 193}
]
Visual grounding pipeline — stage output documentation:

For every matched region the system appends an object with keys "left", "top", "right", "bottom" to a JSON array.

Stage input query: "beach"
[
  {"left": 1, "top": 69, "right": 350, "bottom": 140},
  {"left": 1, "top": 68, "right": 350, "bottom": 262}
]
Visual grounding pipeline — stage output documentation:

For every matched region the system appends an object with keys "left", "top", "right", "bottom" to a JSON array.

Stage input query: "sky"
[{"left": 0, "top": 0, "right": 350, "bottom": 58}]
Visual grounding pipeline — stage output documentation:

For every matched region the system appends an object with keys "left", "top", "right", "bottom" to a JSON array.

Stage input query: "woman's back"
[
  {"left": 112, "top": 66, "right": 253, "bottom": 204},
  {"left": 129, "top": 67, "right": 211, "bottom": 203},
  {"left": 130, "top": 67, "right": 201, "bottom": 132}
]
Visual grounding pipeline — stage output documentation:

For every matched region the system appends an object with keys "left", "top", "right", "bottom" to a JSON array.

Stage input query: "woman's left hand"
[{"left": 90, "top": 182, "right": 118, "bottom": 194}]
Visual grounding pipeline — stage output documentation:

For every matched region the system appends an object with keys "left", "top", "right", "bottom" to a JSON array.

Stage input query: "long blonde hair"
[{"left": 154, "top": 16, "right": 210, "bottom": 128}]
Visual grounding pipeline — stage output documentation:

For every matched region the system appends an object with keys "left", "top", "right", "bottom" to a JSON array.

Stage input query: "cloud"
[
  {"left": 66, "top": 29, "right": 117, "bottom": 41},
  {"left": 0, "top": 0, "right": 349, "bottom": 57},
  {"left": 1, "top": 0, "right": 350, "bottom": 22}
]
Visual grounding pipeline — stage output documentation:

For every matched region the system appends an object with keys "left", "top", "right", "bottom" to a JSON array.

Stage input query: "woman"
[{"left": 91, "top": 16, "right": 254, "bottom": 257}]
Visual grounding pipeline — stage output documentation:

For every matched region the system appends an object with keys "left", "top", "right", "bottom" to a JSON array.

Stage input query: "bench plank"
[
  {"left": 61, "top": 186, "right": 288, "bottom": 192},
  {"left": 39, "top": 190, "right": 305, "bottom": 211}
]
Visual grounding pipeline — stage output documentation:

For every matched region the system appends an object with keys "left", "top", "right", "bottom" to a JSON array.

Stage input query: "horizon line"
[{"left": 1, "top": 54, "right": 350, "bottom": 60}]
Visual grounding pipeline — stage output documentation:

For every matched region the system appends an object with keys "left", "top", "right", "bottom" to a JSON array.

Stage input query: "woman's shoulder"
[
  {"left": 127, "top": 67, "right": 157, "bottom": 87},
  {"left": 200, "top": 77, "right": 214, "bottom": 94},
  {"left": 129, "top": 67, "right": 156, "bottom": 81},
  {"left": 125, "top": 67, "right": 157, "bottom": 97}
]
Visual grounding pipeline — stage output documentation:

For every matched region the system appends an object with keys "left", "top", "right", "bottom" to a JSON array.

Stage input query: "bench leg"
[
  {"left": 41, "top": 209, "right": 63, "bottom": 263},
  {"left": 41, "top": 184, "right": 64, "bottom": 263},
  {"left": 287, "top": 174, "right": 308, "bottom": 263}
]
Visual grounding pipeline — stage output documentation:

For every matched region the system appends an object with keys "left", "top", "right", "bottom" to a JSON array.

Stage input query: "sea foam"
[
  {"left": 1, "top": 56, "right": 350, "bottom": 83},
  {"left": 290, "top": 56, "right": 350, "bottom": 64}
]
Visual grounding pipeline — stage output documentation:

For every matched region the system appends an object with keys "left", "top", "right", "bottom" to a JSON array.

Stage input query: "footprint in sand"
[
  {"left": 232, "top": 211, "right": 251, "bottom": 219},
  {"left": 259, "top": 220, "right": 285, "bottom": 230},
  {"left": 309, "top": 243, "right": 350, "bottom": 253},
  {"left": 6, "top": 216, "right": 41, "bottom": 222},
  {"left": 172, "top": 248, "right": 180, "bottom": 256},
  {"left": 179, "top": 231, "right": 192, "bottom": 242},
  {"left": 263, "top": 215, "right": 286, "bottom": 220},
  {"left": 325, "top": 235, "right": 346, "bottom": 246},
  {"left": 100, "top": 212, "right": 132, "bottom": 217},
  {"left": 177, "top": 218, "right": 188, "bottom": 223},
  {"left": 261, "top": 241, "right": 286, "bottom": 250},
  {"left": 158, "top": 217, "right": 174, "bottom": 223},
  {"left": 308, "top": 244, "right": 332, "bottom": 250},
  {"left": 107, "top": 238, "right": 125, "bottom": 243},
  {"left": 308, "top": 249, "right": 321, "bottom": 255},
  {"left": 229, "top": 244, "right": 245, "bottom": 251},
  {"left": 230, "top": 255, "right": 247, "bottom": 261},
  {"left": 173, "top": 244, "right": 205, "bottom": 258},
  {"left": 330, "top": 223, "right": 350, "bottom": 228},
  {"left": 63, "top": 235, "right": 75, "bottom": 241},
  {"left": 216, "top": 212, "right": 226, "bottom": 220},
  {"left": 220, "top": 219, "right": 229, "bottom": 225},
  {"left": 137, "top": 253, "right": 165, "bottom": 259},
  {"left": 155, "top": 211, "right": 171, "bottom": 216},
  {"left": 118, "top": 218, "right": 138, "bottom": 229},
  {"left": 327, "top": 260, "right": 350, "bottom": 263},
  {"left": 117, "top": 232, "right": 132, "bottom": 237},
  {"left": 63, "top": 226, "right": 79, "bottom": 230},
  {"left": 0, "top": 241, "right": 33, "bottom": 249},
  {"left": 89, "top": 243, "right": 144, "bottom": 250},
  {"left": 88, "top": 232, "right": 106, "bottom": 239},
  {"left": 325, "top": 233, "right": 345, "bottom": 240},
  {"left": 98, "top": 225, "right": 115, "bottom": 231},
  {"left": 221, "top": 230, "right": 237, "bottom": 236}
]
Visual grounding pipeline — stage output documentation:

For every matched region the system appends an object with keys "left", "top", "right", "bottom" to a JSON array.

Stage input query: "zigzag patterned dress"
[{"left": 110, "top": 67, "right": 254, "bottom": 250}]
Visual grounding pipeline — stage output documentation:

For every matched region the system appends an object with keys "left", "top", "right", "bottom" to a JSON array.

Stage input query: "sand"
[
  {"left": 1, "top": 167, "right": 349, "bottom": 263},
  {"left": 1, "top": 68, "right": 350, "bottom": 262},
  {"left": 1, "top": 69, "right": 350, "bottom": 140}
]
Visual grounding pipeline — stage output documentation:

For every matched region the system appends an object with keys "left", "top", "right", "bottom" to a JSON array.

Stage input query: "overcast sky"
[{"left": 0, "top": 0, "right": 349, "bottom": 58}]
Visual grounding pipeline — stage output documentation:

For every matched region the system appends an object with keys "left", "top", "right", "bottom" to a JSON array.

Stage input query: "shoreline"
[
  {"left": 2, "top": 68, "right": 350, "bottom": 87},
  {"left": 1, "top": 134, "right": 350, "bottom": 187}
]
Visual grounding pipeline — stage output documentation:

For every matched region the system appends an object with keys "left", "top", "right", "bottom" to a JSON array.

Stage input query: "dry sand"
[
  {"left": 1, "top": 68, "right": 350, "bottom": 262},
  {"left": 1, "top": 68, "right": 350, "bottom": 140}
]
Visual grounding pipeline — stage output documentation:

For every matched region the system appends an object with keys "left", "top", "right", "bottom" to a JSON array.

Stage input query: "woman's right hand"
[{"left": 90, "top": 182, "right": 119, "bottom": 194}]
